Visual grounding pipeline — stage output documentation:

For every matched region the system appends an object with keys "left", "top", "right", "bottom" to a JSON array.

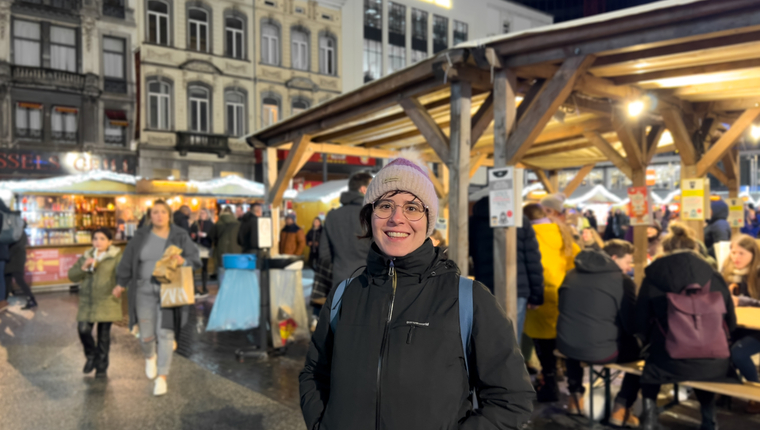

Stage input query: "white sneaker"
[
  {"left": 153, "top": 377, "right": 167, "bottom": 396},
  {"left": 145, "top": 356, "right": 157, "bottom": 380}
]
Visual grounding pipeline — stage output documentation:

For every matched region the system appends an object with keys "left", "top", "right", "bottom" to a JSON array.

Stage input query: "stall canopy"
[
  {"left": 0, "top": 170, "right": 136, "bottom": 194},
  {"left": 293, "top": 180, "right": 349, "bottom": 204},
  {"left": 137, "top": 176, "right": 269, "bottom": 198}
]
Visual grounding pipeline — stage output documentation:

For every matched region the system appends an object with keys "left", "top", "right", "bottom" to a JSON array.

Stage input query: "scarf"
[{"left": 730, "top": 267, "right": 749, "bottom": 285}]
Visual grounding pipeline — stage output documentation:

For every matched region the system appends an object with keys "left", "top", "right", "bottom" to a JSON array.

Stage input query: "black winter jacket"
[
  {"left": 704, "top": 200, "right": 731, "bottom": 257},
  {"left": 299, "top": 240, "right": 534, "bottom": 430},
  {"left": 173, "top": 211, "right": 190, "bottom": 232},
  {"left": 190, "top": 219, "right": 214, "bottom": 249},
  {"left": 0, "top": 199, "right": 12, "bottom": 261},
  {"left": 237, "top": 212, "right": 261, "bottom": 253},
  {"left": 318, "top": 191, "right": 372, "bottom": 288},
  {"left": 635, "top": 251, "right": 737, "bottom": 385},
  {"left": 557, "top": 250, "right": 637, "bottom": 363},
  {"left": 469, "top": 198, "right": 544, "bottom": 303}
]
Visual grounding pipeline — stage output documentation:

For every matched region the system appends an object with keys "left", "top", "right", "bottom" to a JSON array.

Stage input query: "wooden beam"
[
  {"left": 708, "top": 165, "right": 730, "bottom": 186},
  {"left": 611, "top": 58, "right": 760, "bottom": 85},
  {"left": 584, "top": 131, "right": 633, "bottom": 179},
  {"left": 704, "top": 98, "right": 760, "bottom": 112},
  {"left": 723, "top": 148, "right": 739, "bottom": 180},
  {"left": 660, "top": 108, "right": 698, "bottom": 165},
  {"left": 400, "top": 97, "right": 451, "bottom": 163},
  {"left": 294, "top": 147, "right": 315, "bottom": 173},
  {"left": 697, "top": 108, "right": 760, "bottom": 176},
  {"left": 563, "top": 164, "right": 595, "bottom": 196},
  {"left": 533, "top": 169, "right": 556, "bottom": 193},
  {"left": 612, "top": 116, "right": 645, "bottom": 170},
  {"left": 278, "top": 141, "right": 434, "bottom": 161},
  {"left": 504, "top": 55, "right": 595, "bottom": 165},
  {"left": 645, "top": 124, "right": 665, "bottom": 165},
  {"left": 632, "top": 169, "right": 647, "bottom": 287},
  {"left": 267, "top": 134, "right": 312, "bottom": 207},
  {"left": 471, "top": 92, "right": 494, "bottom": 148},
  {"left": 549, "top": 170, "right": 560, "bottom": 194},
  {"left": 469, "top": 152, "right": 488, "bottom": 179},
  {"left": 577, "top": 74, "right": 642, "bottom": 100},
  {"left": 516, "top": 78, "right": 547, "bottom": 122},
  {"left": 264, "top": 147, "right": 281, "bottom": 256},
  {"left": 426, "top": 165, "right": 445, "bottom": 197},
  {"left": 312, "top": 98, "right": 449, "bottom": 143},
  {"left": 448, "top": 81, "right": 472, "bottom": 276},
  {"left": 523, "top": 141, "right": 593, "bottom": 159}
]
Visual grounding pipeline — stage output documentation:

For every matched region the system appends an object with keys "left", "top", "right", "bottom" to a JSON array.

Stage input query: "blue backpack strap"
[
  {"left": 458, "top": 276, "right": 477, "bottom": 409},
  {"left": 330, "top": 279, "right": 351, "bottom": 333}
]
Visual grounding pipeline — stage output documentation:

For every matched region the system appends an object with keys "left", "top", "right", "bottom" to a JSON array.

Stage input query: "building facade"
[
  {"left": 341, "top": 0, "right": 552, "bottom": 91},
  {"left": 135, "top": 0, "right": 342, "bottom": 181},
  {"left": 0, "top": 0, "right": 138, "bottom": 176}
]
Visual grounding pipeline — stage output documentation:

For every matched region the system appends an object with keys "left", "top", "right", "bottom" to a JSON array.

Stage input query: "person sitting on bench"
[
  {"left": 557, "top": 239, "right": 640, "bottom": 427},
  {"left": 635, "top": 223, "right": 737, "bottom": 430}
]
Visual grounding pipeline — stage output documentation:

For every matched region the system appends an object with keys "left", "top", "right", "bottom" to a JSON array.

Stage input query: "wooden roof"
[{"left": 248, "top": 0, "right": 760, "bottom": 171}]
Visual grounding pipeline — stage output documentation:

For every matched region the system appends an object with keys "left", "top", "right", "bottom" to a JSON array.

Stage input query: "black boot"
[
  {"left": 21, "top": 298, "right": 37, "bottom": 310},
  {"left": 83, "top": 356, "right": 96, "bottom": 374},
  {"left": 536, "top": 373, "right": 560, "bottom": 403},
  {"left": 78, "top": 322, "right": 96, "bottom": 374},
  {"left": 640, "top": 398, "right": 659, "bottom": 430},
  {"left": 95, "top": 323, "right": 112, "bottom": 378}
]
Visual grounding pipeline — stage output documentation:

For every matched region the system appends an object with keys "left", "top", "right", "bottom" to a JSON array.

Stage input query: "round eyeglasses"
[{"left": 373, "top": 199, "right": 428, "bottom": 222}]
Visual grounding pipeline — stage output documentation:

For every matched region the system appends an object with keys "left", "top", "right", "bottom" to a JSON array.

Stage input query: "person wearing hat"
[
  {"left": 279, "top": 213, "right": 306, "bottom": 256},
  {"left": 540, "top": 193, "right": 567, "bottom": 222},
  {"left": 299, "top": 158, "right": 534, "bottom": 430}
]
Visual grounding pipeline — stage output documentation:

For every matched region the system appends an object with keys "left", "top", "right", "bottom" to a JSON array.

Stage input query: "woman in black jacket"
[
  {"left": 635, "top": 223, "right": 737, "bottom": 430},
  {"left": 5, "top": 229, "right": 36, "bottom": 309},
  {"left": 299, "top": 158, "right": 534, "bottom": 430},
  {"left": 190, "top": 209, "right": 214, "bottom": 296}
]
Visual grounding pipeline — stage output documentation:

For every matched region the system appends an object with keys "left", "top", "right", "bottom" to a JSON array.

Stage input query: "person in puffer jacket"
[
  {"left": 469, "top": 197, "right": 544, "bottom": 338},
  {"left": 704, "top": 199, "right": 732, "bottom": 258},
  {"left": 299, "top": 158, "right": 534, "bottom": 430}
]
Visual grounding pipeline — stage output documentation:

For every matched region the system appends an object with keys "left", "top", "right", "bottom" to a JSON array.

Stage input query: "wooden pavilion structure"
[{"left": 249, "top": 0, "right": 760, "bottom": 325}]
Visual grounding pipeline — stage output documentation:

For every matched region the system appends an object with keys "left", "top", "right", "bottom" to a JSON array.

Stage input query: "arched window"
[
  {"left": 261, "top": 23, "right": 280, "bottom": 65},
  {"left": 188, "top": 85, "right": 210, "bottom": 133},
  {"left": 319, "top": 34, "right": 336, "bottom": 75},
  {"left": 225, "top": 16, "right": 245, "bottom": 59},
  {"left": 148, "top": 79, "right": 172, "bottom": 129},
  {"left": 188, "top": 7, "right": 209, "bottom": 52},
  {"left": 225, "top": 91, "right": 246, "bottom": 137},
  {"left": 291, "top": 99, "right": 309, "bottom": 116},
  {"left": 262, "top": 96, "right": 279, "bottom": 127},
  {"left": 147, "top": 0, "right": 170, "bottom": 45},
  {"left": 291, "top": 29, "right": 309, "bottom": 70}
]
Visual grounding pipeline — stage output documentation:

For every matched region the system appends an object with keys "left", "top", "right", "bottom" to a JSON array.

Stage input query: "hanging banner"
[
  {"left": 488, "top": 167, "right": 523, "bottom": 228},
  {"left": 727, "top": 197, "right": 745, "bottom": 228},
  {"left": 628, "top": 186, "right": 652, "bottom": 225},
  {"left": 682, "top": 178, "right": 705, "bottom": 220}
]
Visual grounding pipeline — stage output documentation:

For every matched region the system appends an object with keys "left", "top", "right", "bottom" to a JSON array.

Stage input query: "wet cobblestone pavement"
[{"left": 2, "top": 288, "right": 760, "bottom": 430}]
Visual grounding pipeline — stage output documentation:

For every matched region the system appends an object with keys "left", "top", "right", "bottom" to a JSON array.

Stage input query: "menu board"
[{"left": 25, "top": 248, "right": 84, "bottom": 285}]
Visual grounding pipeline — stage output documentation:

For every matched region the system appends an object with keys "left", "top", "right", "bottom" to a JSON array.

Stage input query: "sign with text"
[
  {"left": 257, "top": 217, "right": 273, "bottom": 249},
  {"left": 628, "top": 186, "right": 652, "bottom": 225},
  {"left": 0, "top": 150, "right": 136, "bottom": 176},
  {"left": 682, "top": 178, "right": 705, "bottom": 220},
  {"left": 727, "top": 198, "right": 745, "bottom": 228},
  {"left": 488, "top": 167, "right": 523, "bottom": 228},
  {"left": 25, "top": 247, "right": 83, "bottom": 286}
]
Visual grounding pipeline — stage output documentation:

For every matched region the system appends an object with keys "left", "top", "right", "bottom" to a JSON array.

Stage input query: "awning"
[
  {"left": 54, "top": 106, "right": 78, "bottom": 114},
  {"left": 105, "top": 110, "right": 128, "bottom": 126},
  {"left": 18, "top": 102, "right": 42, "bottom": 110}
]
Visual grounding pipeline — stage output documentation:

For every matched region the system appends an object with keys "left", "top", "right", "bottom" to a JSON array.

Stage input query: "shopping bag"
[
  {"left": 153, "top": 245, "right": 183, "bottom": 283},
  {"left": 160, "top": 266, "right": 196, "bottom": 308},
  {"left": 196, "top": 244, "right": 211, "bottom": 259}
]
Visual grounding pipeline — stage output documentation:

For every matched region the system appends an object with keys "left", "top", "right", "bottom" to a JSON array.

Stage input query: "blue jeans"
[
  {"left": 516, "top": 296, "right": 528, "bottom": 340},
  {"left": 732, "top": 335, "right": 760, "bottom": 383}
]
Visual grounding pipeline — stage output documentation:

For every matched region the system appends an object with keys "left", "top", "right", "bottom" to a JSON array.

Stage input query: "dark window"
[
  {"left": 105, "top": 110, "right": 128, "bottom": 145},
  {"left": 103, "top": 0, "right": 125, "bottom": 18},
  {"left": 363, "top": 0, "right": 382, "bottom": 41},
  {"left": 13, "top": 20, "right": 41, "bottom": 67},
  {"left": 225, "top": 17, "right": 244, "bottom": 59},
  {"left": 188, "top": 8, "right": 209, "bottom": 52},
  {"left": 188, "top": 86, "right": 210, "bottom": 133},
  {"left": 225, "top": 91, "right": 245, "bottom": 137},
  {"left": 453, "top": 21, "right": 468, "bottom": 45},
  {"left": 319, "top": 34, "right": 337, "bottom": 75},
  {"left": 411, "top": 8, "right": 428, "bottom": 58},
  {"left": 103, "top": 37, "right": 127, "bottom": 93},
  {"left": 433, "top": 15, "right": 448, "bottom": 53},
  {"left": 388, "top": 2, "right": 405, "bottom": 48},
  {"left": 148, "top": 1, "right": 170, "bottom": 45}
]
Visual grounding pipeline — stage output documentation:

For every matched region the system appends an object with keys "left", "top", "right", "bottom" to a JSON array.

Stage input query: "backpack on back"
[
  {"left": 0, "top": 209, "right": 24, "bottom": 245},
  {"left": 660, "top": 280, "right": 730, "bottom": 359}
]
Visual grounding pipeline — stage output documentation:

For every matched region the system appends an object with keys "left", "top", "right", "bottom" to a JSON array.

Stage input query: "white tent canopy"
[{"left": 293, "top": 180, "right": 348, "bottom": 204}]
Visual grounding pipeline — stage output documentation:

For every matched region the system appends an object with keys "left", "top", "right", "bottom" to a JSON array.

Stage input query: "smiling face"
[
  {"left": 371, "top": 192, "right": 428, "bottom": 258},
  {"left": 731, "top": 242, "right": 754, "bottom": 271}
]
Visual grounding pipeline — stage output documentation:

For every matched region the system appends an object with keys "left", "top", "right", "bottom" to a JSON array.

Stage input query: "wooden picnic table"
[{"left": 736, "top": 307, "right": 760, "bottom": 331}]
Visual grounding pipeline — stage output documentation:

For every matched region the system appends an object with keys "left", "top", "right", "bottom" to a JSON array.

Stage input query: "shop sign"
[
  {"left": 488, "top": 167, "right": 523, "bottom": 228},
  {"left": 646, "top": 169, "right": 657, "bottom": 186},
  {"left": 0, "top": 150, "right": 136, "bottom": 176},
  {"left": 25, "top": 248, "right": 83, "bottom": 285},
  {"left": 627, "top": 186, "right": 652, "bottom": 225},
  {"left": 682, "top": 178, "right": 705, "bottom": 220},
  {"left": 727, "top": 197, "right": 745, "bottom": 228}
]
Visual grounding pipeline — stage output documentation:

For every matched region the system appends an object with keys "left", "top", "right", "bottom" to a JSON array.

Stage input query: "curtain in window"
[
  {"left": 13, "top": 21, "right": 41, "bottom": 67},
  {"left": 51, "top": 27, "right": 77, "bottom": 72},
  {"left": 103, "top": 37, "right": 124, "bottom": 78},
  {"left": 262, "top": 24, "right": 279, "bottom": 65},
  {"left": 292, "top": 31, "right": 308, "bottom": 70},
  {"left": 319, "top": 36, "right": 335, "bottom": 75}
]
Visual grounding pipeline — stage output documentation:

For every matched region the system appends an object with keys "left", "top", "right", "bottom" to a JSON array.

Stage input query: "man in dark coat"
[
  {"left": 173, "top": 205, "right": 191, "bottom": 232},
  {"left": 557, "top": 240, "right": 640, "bottom": 426},
  {"left": 318, "top": 171, "right": 373, "bottom": 288},
  {"left": 704, "top": 199, "right": 731, "bottom": 258},
  {"left": 469, "top": 197, "right": 544, "bottom": 338},
  {"left": 0, "top": 199, "right": 12, "bottom": 311},
  {"left": 211, "top": 206, "right": 242, "bottom": 285},
  {"left": 5, "top": 229, "right": 36, "bottom": 309},
  {"left": 237, "top": 203, "right": 263, "bottom": 254}
]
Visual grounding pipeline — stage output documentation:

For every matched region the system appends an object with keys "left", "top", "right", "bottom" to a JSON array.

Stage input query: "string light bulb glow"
[
  {"left": 627, "top": 100, "right": 645, "bottom": 117},
  {"left": 751, "top": 124, "right": 760, "bottom": 140}
]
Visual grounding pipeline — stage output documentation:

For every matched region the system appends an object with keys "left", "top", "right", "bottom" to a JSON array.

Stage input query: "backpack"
[
  {"left": 330, "top": 275, "right": 478, "bottom": 408},
  {"left": 659, "top": 280, "right": 730, "bottom": 360},
  {"left": 0, "top": 210, "right": 24, "bottom": 245}
]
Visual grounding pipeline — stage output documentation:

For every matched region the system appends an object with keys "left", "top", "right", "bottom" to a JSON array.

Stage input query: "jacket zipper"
[
  {"left": 405, "top": 321, "right": 429, "bottom": 344},
  {"left": 376, "top": 259, "right": 397, "bottom": 430}
]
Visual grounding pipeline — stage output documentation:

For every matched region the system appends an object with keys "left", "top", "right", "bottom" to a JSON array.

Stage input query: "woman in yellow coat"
[{"left": 523, "top": 202, "right": 580, "bottom": 402}]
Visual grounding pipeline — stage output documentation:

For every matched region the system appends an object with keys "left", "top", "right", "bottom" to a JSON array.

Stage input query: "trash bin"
[
  {"left": 206, "top": 265, "right": 260, "bottom": 332},
  {"left": 268, "top": 256, "right": 309, "bottom": 348}
]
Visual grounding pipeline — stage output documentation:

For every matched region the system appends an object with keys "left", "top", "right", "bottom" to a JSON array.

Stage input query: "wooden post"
[
  {"left": 680, "top": 162, "right": 705, "bottom": 242},
  {"left": 632, "top": 169, "right": 648, "bottom": 287},
  {"left": 492, "top": 69, "right": 519, "bottom": 330},
  {"left": 264, "top": 147, "right": 281, "bottom": 256},
  {"left": 440, "top": 163, "right": 450, "bottom": 244},
  {"left": 449, "top": 81, "right": 472, "bottom": 276},
  {"left": 727, "top": 149, "right": 741, "bottom": 237}
]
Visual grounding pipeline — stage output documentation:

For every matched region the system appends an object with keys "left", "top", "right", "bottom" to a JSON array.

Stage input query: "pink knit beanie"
[{"left": 363, "top": 158, "right": 438, "bottom": 237}]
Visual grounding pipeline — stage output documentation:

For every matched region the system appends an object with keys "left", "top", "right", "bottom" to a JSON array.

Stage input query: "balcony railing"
[
  {"left": 102, "top": 0, "right": 125, "bottom": 18},
  {"left": 104, "top": 78, "right": 127, "bottom": 94},
  {"left": 17, "top": 0, "right": 80, "bottom": 13},
  {"left": 15, "top": 127, "right": 42, "bottom": 140},
  {"left": 176, "top": 132, "right": 230, "bottom": 158},
  {"left": 12, "top": 66, "right": 85, "bottom": 91},
  {"left": 52, "top": 130, "right": 78, "bottom": 144}
]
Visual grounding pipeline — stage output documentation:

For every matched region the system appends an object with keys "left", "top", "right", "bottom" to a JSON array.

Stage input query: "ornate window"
[
  {"left": 147, "top": 79, "right": 172, "bottom": 130},
  {"left": 262, "top": 97, "right": 279, "bottom": 127},
  {"left": 225, "top": 16, "right": 245, "bottom": 59},
  {"left": 147, "top": 0, "right": 170, "bottom": 45},
  {"left": 319, "top": 34, "right": 336, "bottom": 75},
  {"left": 188, "top": 85, "right": 210, "bottom": 133},
  {"left": 225, "top": 91, "right": 246, "bottom": 137},
  {"left": 291, "top": 29, "right": 309, "bottom": 70},
  {"left": 13, "top": 20, "right": 41, "bottom": 67},
  {"left": 188, "top": 7, "right": 209, "bottom": 52},
  {"left": 262, "top": 23, "right": 280, "bottom": 65}
]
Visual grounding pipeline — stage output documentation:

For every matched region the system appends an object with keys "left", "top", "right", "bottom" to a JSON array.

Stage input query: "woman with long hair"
[
  {"left": 721, "top": 234, "right": 760, "bottom": 413},
  {"left": 636, "top": 223, "right": 736, "bottom": 430},
  {"left": 114, "top": 200, "right": 201, "bottom": 396},
  {"left": 190, "top": 208, "right": 214, "bottom": 297}
]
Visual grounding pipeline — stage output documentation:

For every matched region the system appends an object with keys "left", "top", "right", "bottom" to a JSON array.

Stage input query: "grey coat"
[
  {"left": 318, "top": 191, "right": 372, "bottom": 288},
  {"left": 116, "top": 225, "right": 201, "bottom": 332}
]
